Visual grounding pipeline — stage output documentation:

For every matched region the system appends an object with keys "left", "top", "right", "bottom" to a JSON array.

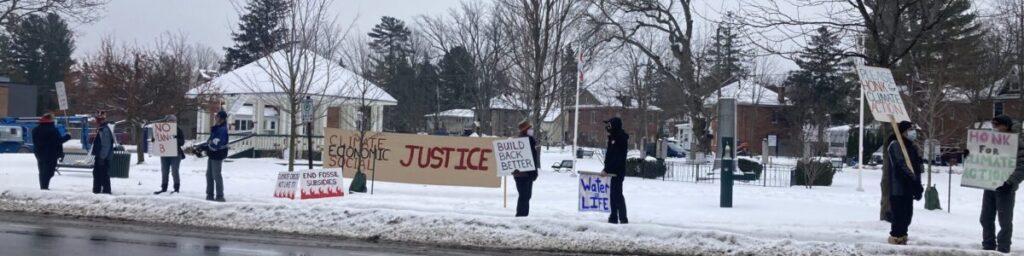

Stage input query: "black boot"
[{"left": 153, "top": 190, "right": 166, "bottom": 195}]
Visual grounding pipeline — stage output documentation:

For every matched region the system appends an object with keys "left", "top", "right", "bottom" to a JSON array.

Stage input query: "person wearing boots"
[
  {"left": 887, "top": 121, "right": 924, "bottom": 245},
  {"left": 91, "top": 111, "right": 115, "bottom": 194},
  {"left": 980, "top": 115, "right": 1024, "bottom": 253},
  {"left": 602, "top": 117, "right": 629, "bottom": 224},
  {"left": 32, "top": 113, "right": 69, "bottom": 190},
  {"left": 155, "top": 114, "right": 186, "bottom": 195},
  {"left": 206, "top": 111, "right": 230, "bottom": 202},
  {"left": 512, "top": 120, "right": 539, "bottom": 217}
]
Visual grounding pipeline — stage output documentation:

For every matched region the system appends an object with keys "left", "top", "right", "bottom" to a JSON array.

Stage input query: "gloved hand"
[{"left": 997, "top": 182, "right": 1014, "bottom": 193}]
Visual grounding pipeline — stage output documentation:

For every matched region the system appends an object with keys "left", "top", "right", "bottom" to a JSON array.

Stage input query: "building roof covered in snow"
[
  {"left": 424, "top": 109, "right": 475, "bottom": 118},
  {"left": 488, "top": 95, "right": 563, "bottom": 123},
  {"left": 704, "top": 80, "right": 786, "bottom": 107},
  {"left": 190, "top": 50, "right": 397, "bottom": 104}
]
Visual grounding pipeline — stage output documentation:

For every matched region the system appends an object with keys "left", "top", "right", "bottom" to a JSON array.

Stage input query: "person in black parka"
[
  {"left": 32, "top": 114, "right": 69, "bottom": 190},
  {"left": 512, "top": 120, "right": 539, "bottom": 217},
  {"left": 602, "top": 117, "right": 629, "bottom": 224},
  {"left": 886, "top": 121, "right": 924, "bottom": 245},
  {"left": 980, "top": 115, "right": 1024, "bottom": 253}
]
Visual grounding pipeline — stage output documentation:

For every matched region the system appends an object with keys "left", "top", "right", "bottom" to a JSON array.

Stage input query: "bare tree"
[
  {"left": 0, "top": 0, "right": 107, "bottom": 26},
  {"left": 609, "top": 40, "right": 660, "bottom": 149}
]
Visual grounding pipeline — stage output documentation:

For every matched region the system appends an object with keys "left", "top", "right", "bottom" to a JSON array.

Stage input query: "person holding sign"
[
  {"left": 602, "top": 117, "right": 629, "bottom": 224},
  {"left": 154, "top": 115, "right": 186, "bottom": 195},
  {"left": 32, "top": 114, "right": 69, "bottom": 190},
  {"left": 886, "top": 121, "right": 924, "bottom": 245},
  {"left": 512, "top": 120, "right": 539, "bottom": 217},
  {"left": 979, "top": 115, "right": 1024, "bottom": 253}
]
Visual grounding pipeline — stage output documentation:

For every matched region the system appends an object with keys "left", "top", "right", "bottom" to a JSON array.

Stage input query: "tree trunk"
[
  {"left": 288, "top": 101, "right": 297, "bottom": 172},
  {"left": 134, "top": 124, "right": 145, "bottom": 164}
]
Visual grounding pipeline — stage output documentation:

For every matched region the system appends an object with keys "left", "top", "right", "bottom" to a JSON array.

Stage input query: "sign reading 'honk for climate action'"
[{"left": 963, "top": 130, "right": 1019, "bottom": 191}]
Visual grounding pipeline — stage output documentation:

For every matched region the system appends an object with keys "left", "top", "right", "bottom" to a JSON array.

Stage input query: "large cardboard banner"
[
  {"left": 963, "top": 130, "right": 1019, "bottom": 190},
  {"left": 274, "top": 171, "right": 300, "bottom": 199},
  {"left": 493, "top": 137, "right": 536, "bottom": 176},
  {"left": 324, "top": 129, "right": 501, "bottom": 188},
  {"left": 856, "top": 66, "right": 910, "bottom": 122},
  {"left": 151, "top": 122, "right": 179, "bottom": 157},
  {"left": 300, "top": 169, "right": 345, "bottom": 199},
  {"left": 579, "top": 172, "right": 611, "bottom": 213}
]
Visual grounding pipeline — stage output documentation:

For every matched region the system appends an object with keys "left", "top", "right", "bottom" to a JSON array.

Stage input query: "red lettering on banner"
[{"left": 398, "top": 145, "right": 491, "bottom": 171}]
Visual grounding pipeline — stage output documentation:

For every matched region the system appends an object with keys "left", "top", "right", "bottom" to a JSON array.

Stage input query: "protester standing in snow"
[
  {"left": 602, "top": 117, "right": 629, "bottom": 224},
  {"left": 205, "top": 111, "right": 230, "bottom": 202},
  {"left": 512, "top": 120, "right": 539, "bottom": 217},
  {"left": 32, "top": 114, "right": 69, "bottom": 190},
  {"left": 154, "top": 114, "right": 186, "bottom": 195},
  {"left": 980, "top": 115, "right": 1024, "bottom": 253},
  {"left": 91, "top": 111, "right": 115, "bottom": 194},
  {"left": 886, "top": 121, "right": 924, "bottom": 245}
]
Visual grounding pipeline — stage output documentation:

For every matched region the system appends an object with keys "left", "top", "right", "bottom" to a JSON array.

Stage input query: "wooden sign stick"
[
  {"left": 503, "top": 176, "right": 507, "bottom": 209},
  {"left": 889, "top": 115, "right": 916, "bottom": 175}
]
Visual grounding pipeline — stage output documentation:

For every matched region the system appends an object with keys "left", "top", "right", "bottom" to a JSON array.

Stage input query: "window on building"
[
  {"left": 232, "top": 119, "right": 254, "bottom": 132},
  {"left": 995, "top": 102, "right": 1005, "bottom": 116}
]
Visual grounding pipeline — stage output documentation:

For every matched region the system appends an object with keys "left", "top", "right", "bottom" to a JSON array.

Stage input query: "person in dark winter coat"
[
  {"left": 155, "top": 114, "right": 186, "bottom": 195},
  {"left": 206, "top": 111, "right": 230, "bottom": 202},
  {"left": 32, "top": 114, "right": 69, "bottom": 190},
  {"left": 980, "top": 115, "right": 1024, "bottom": 253},
  {"left": 512, "top": 120, "right": 539, "bottom": 217},
  {"left": 602, "top": 117, "right": 629, "bottom": 224},
  {"left": 91, "top": 112, "right": 115, "bottom": 194},
  {"left": 886, "top": 121, "right": 924, "bottom": 245}
]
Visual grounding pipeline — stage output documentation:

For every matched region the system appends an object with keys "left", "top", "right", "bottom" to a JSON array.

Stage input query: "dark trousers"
[
  {"left": 36, "top": 158, "right": 57, "bottom": 190},
  {"left": 92, "top": 158, "right": 111, "bottom": 194},
  {"left": 514, "top": 176, "right": 535, "bottom": 217},
  {"left": 610, "top": 176, "right": 628, "bottom": 222},
  {"left": 206, "top": 159, "right": 224, "bottom": 199},
  {"left": 889, "top": 195, "right": 913, "bottom": 237},
  {"left": 981, "top": 189, "right": 1016, "bottom": 251},
  {"left": 160, "top": 157, "right": 181, "bottom": 192}
]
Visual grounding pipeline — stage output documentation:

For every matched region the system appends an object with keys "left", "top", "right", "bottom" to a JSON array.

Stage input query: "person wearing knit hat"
[
  {"left": 602, "top": 116, "right": 630, "bottom": 224},
  {"left": 205, "top": 110, "right": 230, "bottom": 202},
  {"left": 980, "top": 115, "right": 1024, "bottom": 253},
  {"left": 31, "top": 113, "right": 64, "bottom": 190},
  {"left": 886, "top": 120, "right": 924, "bottom": 245},
  {"left": 91, "top": 111, "right": 115, "bottom": 194},
  {"left": 512, "top": 120, "right": 539, "bottom": 217},
  {"left": 154, "top": 114, "right": 187, "bottom": 195}
]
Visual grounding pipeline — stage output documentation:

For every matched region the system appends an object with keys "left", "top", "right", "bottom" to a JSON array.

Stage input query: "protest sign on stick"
[
  {"left": 493, "top": 137, "right": 536, "bottom": 176},
  {"left": 963, "top": 130, "right": 1019, "bottom": 191}
]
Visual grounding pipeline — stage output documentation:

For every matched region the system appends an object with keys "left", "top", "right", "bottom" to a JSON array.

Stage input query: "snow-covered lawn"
[{"left": 0, "top": 149, "right": 1011, "bottom": 255}]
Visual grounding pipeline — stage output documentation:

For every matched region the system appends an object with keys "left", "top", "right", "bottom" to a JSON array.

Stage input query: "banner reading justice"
[{"left": 324, "top": 128, "right": 501, "bottom": 188}]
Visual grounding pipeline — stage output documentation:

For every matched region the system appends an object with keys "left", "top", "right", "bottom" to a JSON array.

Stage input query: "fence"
[
  {"left": 662, "top": 160, "right": 795, "bottom": 187},
  {"left": 196, "top": 133, "right": 325, "bottom": 159}
]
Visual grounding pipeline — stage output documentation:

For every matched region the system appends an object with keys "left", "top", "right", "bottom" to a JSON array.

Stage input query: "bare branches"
[{"left": 0, "top": 0, "right": 107, "bottom": 26}]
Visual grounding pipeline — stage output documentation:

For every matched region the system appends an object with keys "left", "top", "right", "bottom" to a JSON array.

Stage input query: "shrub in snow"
[
  {"left": 625, "top": 158, "right": 666, "bottom": 179},
  {"left": 791, "top": 160, "right": 836, "bottom": 187},
  {"left": 736, "top": 158, "right": 764, "bottom": 181}
]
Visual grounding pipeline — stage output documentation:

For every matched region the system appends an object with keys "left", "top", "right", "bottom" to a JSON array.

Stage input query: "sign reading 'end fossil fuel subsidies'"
[
  {"left": 324, "top": 129, "right": 500, "bottom": 188},
  {"left": 493, "top": 137, "right": 536, "bottom": 176},
  {"left": 963, "top": 130, "right": 1019, "bottom": 191},
  {"left": 856, "top": 66, "right": 910, "bottom": 123},
  {"left": 579, "top": 173, "right": 611, "bottom": 213}
]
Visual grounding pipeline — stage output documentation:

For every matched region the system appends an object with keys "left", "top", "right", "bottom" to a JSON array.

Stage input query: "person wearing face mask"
[
  {"left": 980, "top": 115, "right": 1024, "bottom": 253},
  {"left": 602, "top": 117, "right": 629, "bottom": 224},
  {"left": 511, "top": 120, "right": 539, "bottom": 217},
  {"left": 886, "top": 121, "right": 924, "bottom": 245}
]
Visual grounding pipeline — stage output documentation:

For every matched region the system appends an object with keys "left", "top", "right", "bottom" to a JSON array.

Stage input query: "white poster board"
[
  {"left": 55, "top": 82, "right": 68, "bottom": 110},
  {"left": 767, "top": 135, "right": 777, "bottom": 147},
  {"left": 856, "top": 66, "right": 910, "bottom": 123},
  {"left": 578, "top": 172, "right": 611, "bottom": 213},
  {"left": 299, "top": 168, "right": 345, "bottom": 199},
  {"left": 492, "top": 137, "right": 536, "bottom": 176},
  {"left": 962, "top": 130, "right": 1019, "bottom": 190},
  {"left": 274, "top": 171, "right": 300, "bottom": 199},
  {"left": 151, "top": 122, "right": 179, "bottom": 157}
]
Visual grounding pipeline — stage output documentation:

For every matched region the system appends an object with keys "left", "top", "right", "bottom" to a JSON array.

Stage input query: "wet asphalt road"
[{"left": 0, "top": 211, "right": 564, "bottom": 256}]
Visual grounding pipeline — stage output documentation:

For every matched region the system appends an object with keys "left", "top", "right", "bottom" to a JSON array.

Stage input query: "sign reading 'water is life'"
[
  {"left": 579, "top": 173, "right": 611, "bottom": 213},
  {"left": 963, "top": 130, "right": 1019, "bottom": 191}
]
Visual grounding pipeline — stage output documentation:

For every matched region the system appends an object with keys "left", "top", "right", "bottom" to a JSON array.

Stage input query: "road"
[{"left": 0, "top": 211, "right": 563, "bottom": 256}]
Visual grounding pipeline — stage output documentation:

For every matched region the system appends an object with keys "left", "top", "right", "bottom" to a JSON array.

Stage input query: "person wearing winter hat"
[
  {"left": 980, "top": 115, "right": 1024, "bottom": 253},
  {"left": 91, "top": 111, "right": 115, "bottom": 194},
  {"left": 886, "top": 121, "right": 924, "bottom": 245},
  {"left": 512, "top": 120, "right": 539, "bottom": 217},
  {"left": 602, "top": 117, "right": 630, "bottom": 224},
  {"left": 205, "top": 110, "right": 230, "bottom": 202},
  {"left": 155, "top": 114, "right": 186, "bottom": 195},
  {"left": 31, "top": 113, "right": 66, "bottom": 190}
]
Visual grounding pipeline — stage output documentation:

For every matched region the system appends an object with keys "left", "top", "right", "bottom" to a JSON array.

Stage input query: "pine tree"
[
  {"left": 6, "top": 13, "right": 75, "bottom": 114},
  {"left": 786, "top": 26, "right": 855, "bottom": 155},
  {"left": 438, "top": 46, "right": 476, "bottom": 110},
  {"left": 416, "top": 58, "right": 443, "bottom": 132},
  {"left": 367, "top": 16, "right": 419, "bottom": 132},
  {"left": 559, "top": 46, "right": 578, "bottom": 109},
  {"left": 703, "top": 12, "right": 750, "bottom": 89},
  {"left": 220, "top": 0, "right": 290, "bottom": 72}
]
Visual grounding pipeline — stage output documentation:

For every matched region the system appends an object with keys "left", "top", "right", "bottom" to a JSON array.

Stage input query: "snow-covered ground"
[{"left": 0, "top": 148, "right": 1012, "bottom": 255}]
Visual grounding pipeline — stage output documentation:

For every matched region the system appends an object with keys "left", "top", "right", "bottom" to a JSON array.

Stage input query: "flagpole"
[
  {"left": 858, "top": 77, "right": 865, "bottom": 192},
  {"left": 572, "top": 51, "right": 583, "bottom": 176}
]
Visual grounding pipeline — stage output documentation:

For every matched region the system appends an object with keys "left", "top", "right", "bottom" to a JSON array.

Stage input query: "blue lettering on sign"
[{"left": 579, "top": 176, "right": 610, "bottom": 212}]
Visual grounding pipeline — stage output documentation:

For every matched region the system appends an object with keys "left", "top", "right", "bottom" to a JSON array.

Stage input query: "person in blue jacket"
[
  {"left": 887, "top": 121, "right": 924, "bottom": 245},
  {"left": 91, "top": 111, "right": 115, "bottom": 194},
  {"left": 206, "top": 111, "right": 229, "bottom": 202},
  {"left": 602, "top": 117, "right": 629, "bottom": 224}
]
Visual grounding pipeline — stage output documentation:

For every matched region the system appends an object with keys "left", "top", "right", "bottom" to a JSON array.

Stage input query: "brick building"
[
  {"left": 931, "top": 67, "right": 1024, "bottom": 148},
  {"left": 563, "top": 89, "right": 662, "bottom": 149},
  {"left": 705, "top": 81, "right": 796, "bottom": 156}
]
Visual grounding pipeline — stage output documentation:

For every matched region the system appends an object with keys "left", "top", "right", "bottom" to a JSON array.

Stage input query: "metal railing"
[{"left": 663, "top": 161, "right": 794, "bottom": 187}]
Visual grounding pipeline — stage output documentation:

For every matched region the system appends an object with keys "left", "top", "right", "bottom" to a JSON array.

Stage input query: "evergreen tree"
[
  {"left": 6, "top": 13, "right": 75, "bottom": 114},
  {"left": 559, "top": 46, "right": 578, "bottom": 109},
  {"left": 367, "top": 16, "right": 419, "bottom": 132},
  {"left": 785, "top": 26, "right": 855, "bottom": 155},
  {"left": 416, "top": 58, "right": 443, "bottom": 131},
  {"left": 438, "top": 46, "right": 476, "bottom": 110},
  {"left": 220, "top": 0, "right": 290, "bottom": 72},
  {"left": 703, "top": 12, "right": 750, "bottom": 89}
]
